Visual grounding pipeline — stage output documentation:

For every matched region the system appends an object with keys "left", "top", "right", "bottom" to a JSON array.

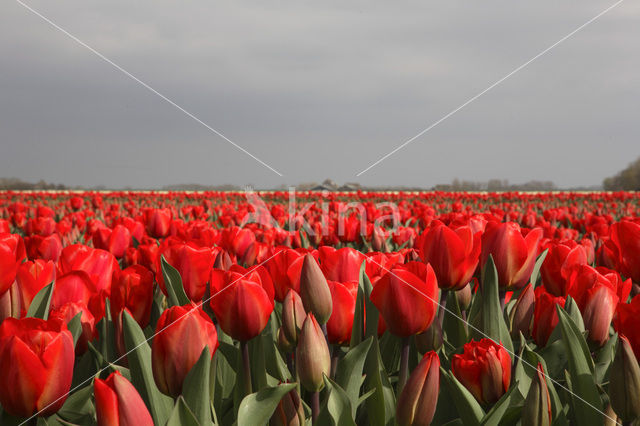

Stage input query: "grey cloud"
[{"left": 1, "top": 0, "right": 638, "bottom": 189}]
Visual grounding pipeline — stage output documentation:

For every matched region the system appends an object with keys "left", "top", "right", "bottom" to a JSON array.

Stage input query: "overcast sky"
[{"left": 1, "top": 0, "right": 638, "bottom": 189}]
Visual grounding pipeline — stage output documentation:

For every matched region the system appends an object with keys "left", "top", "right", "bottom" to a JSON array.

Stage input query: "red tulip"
[
  {"left": 0, "top": 233, "right": 26, "bottom": 295},
  {"left": 610, "top": 221, "right": 640, "bottom": 284},
  {"left": 92, "top": 225, "right": 131, "bottom": 259},
  {"left": 451, "top": 339, "right": 511, "bottom": 404},
  {"left": 532, "top": 287, "right": 565, "bottom": 346},
  {"left": 157, "top": 239, "right": 215, "bottom": 302},
  {"left": 418, "top": 221, "right": 481, "bottom": 290},
  {"left": 152, "top": 304, "right": 219, "bottom": 397},
  {"left": 266, "top": 248, "right": 304, "bottom": 302},
  {"left": 94, "top": 371, "right": 154, "bottom": 426},
  {"left": 540, "top": 241, "right": 587, "bottom": 296},
  {"left": 51, "top": 270, "right": 96, "bottom": 312},
  {"left": 16, "top": 259, "right": 56, "bottom": 313},
  {"left": 614, "top": 295, "right": 640, "bottom": 359},
  {"left": 24, "top": 234, "right": 63, "bottom": 262},
  {"left": 210, "top": 265, "right": 275, "bottom": 341},
  {"left": 111, "top": 265, "right": 154, "bottom": 355},
  {"left": 370, "top": 263, "right": 439, "bottom": 337},
  {"left": 568, "top": 265, "right": 619, "bottom": 345},
  {"left": 111, "top": 265, "right": 154, "bottom": 328},
  {"left": 144, "top": 208, "right": 172, "bottom": 238},
  {"left": 326, "top": 280, "right": 357, "bottom": 345},
  {"left": 0, "top": 317, "right": 74, "bottom": 418},
  {"left": 318, "top": 246, "right": 365, "bottom": 283},
  {"left": 58, "top": 245, "right": 118, "bottom": 294},
  {"left": 480, "top": 222, "right": 543, "bottom": 290},
  {"left": 49, "top": 301, "right": 96, "bottom": 354}
]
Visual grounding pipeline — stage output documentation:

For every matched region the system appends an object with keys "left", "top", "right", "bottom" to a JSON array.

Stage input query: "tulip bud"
[
  {"left": 456, "top": 282, "right": 472, "bottom": 310},
  {"left": 522, "top": 364, "right": 552, "bottom": 426},
  {"left": 214, "top": 250, "right": 233, "bottom": 270},
  {"left": 94, "top": 371, "right": 154, "bottom": 426},
  {"left": 609, "top": 335, "right": 640, "bottom": 422},
  {"left": 277, "top": 327, "right": 294, "bottom": 353},
  {"left": 510, "top": 283, "right": 534, "bottom": 338},
  {"left": 415, "top": 322, "right": 442, "bottom": 354},
  {"left": 282, "top": 290, "right": 306, "bottom": 345},
  {"left": 296, "top": 314, "right": 331, "bottom": 392},
  {"left": 299, "top": 254, "right": 332, "bottom": 324},
  {"left": 396, "top": 351, "right": 440, "bottom": 425},
  {"left": 270, "top": 387, "right": 305, "bottom": 426},
  {"left": 0, "top": 281, "right": 21, "bottom": 323}
]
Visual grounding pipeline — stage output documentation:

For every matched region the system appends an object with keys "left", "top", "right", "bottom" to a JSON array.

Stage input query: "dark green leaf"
[
  {"left": 166, "top": 396, "right": 200, "bottom": 426},
  {"left": 317, "top": 376, "right": 356, "bottom": 426},
  {"left": 237, "top": 382, "right": 297, "bottom": 426},
  {"left": 26, "top": 281, "right": 54, "bottom": 319},
  {"left": 122, "top": 311, "right": 173, "bottom": 425},
  {"left": 182, "top": 348, "right": 212, "bottom": 425},
  {"left": 161, "top": 255, "right": 190, "bottom": 307},
  {"left": 335, "top": 337, "right": 373, "bottom": 417},
  {"left": 555, "top": 306, "right": 602, "bottom": 425},
  {"left": 441, "top": 369, "right": 485, "bottom": 426}
]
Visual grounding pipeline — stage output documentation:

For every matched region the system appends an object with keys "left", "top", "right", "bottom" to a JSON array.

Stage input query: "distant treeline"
[
  {"left": 603, "top": 156, "right": 640, "bottom": 191},
  {"left": 0, "top": 178, "right": 67, "bottom": 190},
  {"left": 433, "top": 179, "right": 557, "bottom": 192}
]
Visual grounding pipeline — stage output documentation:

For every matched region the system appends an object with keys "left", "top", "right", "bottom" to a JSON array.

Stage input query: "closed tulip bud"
[
  {"left": 609, "top": 335, "right": 640, "bottom": 422},
  {"left": 522, "top": 364, "right": 552, "bottom": 426},
  {"left": 299, "top": 254, "right": 332, "bottom": 324},
  {"left": 456, "top": 282, "right": 472, "bottom": 310},
  {"left": 277, "top": 327, "right": 294, "bottom": 353},
  {"left": 214, "top": 249, "right": 233, "bottom": 270},
  {"left": 452, "top": 339, "right": 511, "bottom": 405},
  {"left": 0, "top": 281, "right": 21, "bottom": 322},
  {"left": 396, "top": 351, "right": 440, "bottom": 425},
  {"left": 296, "top": 314, "right": 331, "bottom": 392},
  {"left": 510, "top": 283, "right": 534, "bottom": 338},
  {"left": 270, "top": 387, "right": 305, "bottom": 426},
  {"left": 94, "top": 371, "right": 154, "bottom": 426},
  {"left": 282, "top": 290, "right": 306, "bottom": 345}
]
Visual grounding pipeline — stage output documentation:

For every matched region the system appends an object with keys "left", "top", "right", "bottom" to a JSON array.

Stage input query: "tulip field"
[{"left": 1, "top": 190, "right": 640, "bottom": 425}]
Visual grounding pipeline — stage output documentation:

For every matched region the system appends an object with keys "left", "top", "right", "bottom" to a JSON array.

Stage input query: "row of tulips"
[{"left": 0, "top": 191, "right": 639, "bottom": 425}]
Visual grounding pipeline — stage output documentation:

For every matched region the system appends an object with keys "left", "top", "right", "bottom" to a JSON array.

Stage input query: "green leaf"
[
  {"left": 182, "top": 348, "right": 212, "bottom": 425},
  {"left": 476, "top": 256, "right": 513, "bottom": 354},
  {"left": 317, "top": 376, "right": 357, "bottom": 426},
  {"left": 442, "top": 369, "right": 485, "bottom": 426},
  {"left": 530, "top": 249, "right": 548, "bottom": 287},
  {"left": 122, "top": 311, "right": 173, "bottom": 425},
  {"left": 335, "top": 337, "right": 373, "bottom": 417},
  {"left": 555, "top": 306, "right": 602, "bottom": 425},
  {"left": 349, "top": 262, "right": 367, "bottom": 348},
  {"left": 161, "top": 255, "right": 190, "bottom": 307},
  {"left": 166, "top": 396, "right": 200, "bottom": 426},
  {"left": 594, "top": 333, "right": 617, "bottom": 384},
  {"left": 66, "top": 312, "right": 83, "bottom": 348},
  {"left": 26, "top": 281, "right": 54, "bottom": 319},
  {"left": 57, "top": 384, "right": 95, "bottom": 424},
  {"left": 480, "top": 382, "right": 522, "bottom": 426},
  {"left": 363, "top": 337, "right": 396, "bottom": 426},
  {"left": 237, "top": 382, "right": 297, "bottom": 426},
  {"left": 443, "top": 290, "right": 468, "bottom": 348}
]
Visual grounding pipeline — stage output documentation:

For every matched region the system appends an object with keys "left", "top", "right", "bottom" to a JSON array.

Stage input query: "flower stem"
[
  {"left": 241, "top": 340, "right": 252, "bottom": 395},
  {"left": 398, "top": 336, "right": 411, "bottom": 394},
  {"left": 437, "top": 289, "right": 449, "bottom": 341},
  {"left": 311, "top": 391, "right": 320, "bottom": 423}
]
